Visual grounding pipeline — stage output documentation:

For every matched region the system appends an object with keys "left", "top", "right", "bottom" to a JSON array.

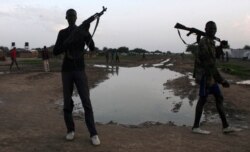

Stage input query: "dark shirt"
[
  {"left": 53, "top": 25, "right": 95, "bottom": 72},
  {"left": 10, "top": 48, "right": 17, "bottom": 59},
  {"left": 42, "top": 49, "right": 49, "bottom": 60},
  {"left": 196, "top": 36, "right": 224, "bottom": 86}
]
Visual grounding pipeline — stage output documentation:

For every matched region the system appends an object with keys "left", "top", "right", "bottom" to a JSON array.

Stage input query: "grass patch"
[
  {"left": 18, "top": 59, "right": 42, "bottom": 65},
  {"left": 219, "top": 61, "right": 250, "bottom": 79}
]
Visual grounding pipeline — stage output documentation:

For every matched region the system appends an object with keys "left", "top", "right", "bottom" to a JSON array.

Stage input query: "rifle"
[
  {"left": 79, "top": 6, "right": 107, "bottom": 32},
  {"left": 64, "top": 6, "right": 107, "bottom": 47},
  {"left": 174, "top": 23, "right": 221, "bottom": 44}
]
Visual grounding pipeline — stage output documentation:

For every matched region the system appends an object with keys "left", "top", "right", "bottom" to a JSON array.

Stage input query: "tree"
[
  {"left": 186, "top": 44, "right": 198, "bottom": 55},
  {"left": 117, "top": 47, "right": 129, "bottom": 53},
  {"left": 131, "top": 48, "right": 147, "bottom": 54},
  {"left": 94, "top": 47, "right": 100, "bottom": 52},
  {"left": 243, "top": 45, "right": 250, "bottom": 50},
  {"left": 154, "top": 50, "right": 162, "bottom": 54},
  {"left": 166, "top": 51, "right": 172, "bottom": 55},
  {"left": 220, "top": 40, "right": 230, "bottom": 49},
  {"left": 0, "top": 46, "right": 9, "bottom": 53},
  {"left": 103, "top": 47, "right": 108, "bottom": 52}
]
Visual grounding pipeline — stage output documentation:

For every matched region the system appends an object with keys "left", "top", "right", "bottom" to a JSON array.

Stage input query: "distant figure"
[
  {"left": 115, "top": 65, "right": 119, "bottom": 75},
  {"left": 142, "top": 52, "right": 146, "bottom": 60},
  {"left": 105, "top": 64, "right": 109, "bottom": 72},
  {"left": 221, "top": 52, "right": 225, "bottom": 61},
  {"left": 53, "top": 8, "right": 100, "bottom": 145},
  {"left": 105, "top": 50, "right": 109, "bottom": 64},
  {"left": 9, "top": 47, "right": 20, "bottom": 71},
  {"left": 42, "top": 46, "right": 50, "bottom": 72},
  {"left": 142, "top": 63, "right": 146, "bottom": 69},
  {"left": 192, "top": 21, "right": 241, "bottom": 135},
  {"left": 111, "top": 50, "right": 114, "bottom": 63},
  {"left": 215, "top": 45, "right": 224, "bottom": 60},
  {"left": 111, "top": 65, "right": 114, "bottom": 75},
  {"left": 115, "top": 51, "right": 120, "bottom": 63},
  {"left": 225, "top": 51, "right": 229, "bottom": 62},
  {"left": 180, "top": 52, "right": 184, "bottom": 60}
]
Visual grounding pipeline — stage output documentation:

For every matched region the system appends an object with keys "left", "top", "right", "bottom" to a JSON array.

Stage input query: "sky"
[{"left": 0, "top": 0, "right": 250, "bottom": 52}]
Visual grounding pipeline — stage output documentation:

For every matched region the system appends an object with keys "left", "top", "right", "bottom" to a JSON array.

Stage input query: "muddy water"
[{"left": 72, "top": 65, "right": 203, "bottom": 126}]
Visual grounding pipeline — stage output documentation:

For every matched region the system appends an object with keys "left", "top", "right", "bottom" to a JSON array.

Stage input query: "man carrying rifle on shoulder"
[
  {"left": 53, "top": 8, "right": 106, "bottom": 145},
  {"left": 191, "top": 21, "right": 241, "bottom": 134}
]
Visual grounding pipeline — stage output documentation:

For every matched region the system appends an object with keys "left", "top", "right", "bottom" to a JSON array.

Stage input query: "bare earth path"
[{"left": 0, "top": 60, "right": 250, "bottom": 152}]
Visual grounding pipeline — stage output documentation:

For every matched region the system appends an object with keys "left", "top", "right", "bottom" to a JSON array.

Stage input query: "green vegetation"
[
  {"left": 5, "top": 55, "right": 250, "bottom": 81},
  {"left": 219, "top": 59, "right": 250, "bottom": 79},
  {"left": 12, "top": 58, "right": 62, "bottom": 72},
  {"left": 18, "top": 59, "right": 42, "bottom": 65}
]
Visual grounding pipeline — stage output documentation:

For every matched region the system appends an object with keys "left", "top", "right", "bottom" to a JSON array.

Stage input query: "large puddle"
[
  {"left": 58, "top": 60, "right": 248, "bottom": 128},
  {"left": 71, "top": 64, "right": 202, "bottom": 126}
]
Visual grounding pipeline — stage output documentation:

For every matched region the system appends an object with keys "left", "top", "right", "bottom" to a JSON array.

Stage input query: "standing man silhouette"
[
  {"left": 53, "top": 9, "right": 100, "bottom": 145},
  {"left": 9, "top": 47, "right": 20, "bottom": 71},
  {"left": 192, "top": 21, "right": 241, "bottom": 134},
  {"left": 42, "top": 46, "right": 50, "bottom": 72}
]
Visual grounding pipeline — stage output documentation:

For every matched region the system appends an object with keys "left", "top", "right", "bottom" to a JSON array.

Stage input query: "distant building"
[
  {"left": 226, "top": 49, "right": 250, "bottom": 60},
  {"left": 19, "top": 50, "right": 35, "bottom": 58},
  {"left": 0, "top": 48, "right": 6, "bottom": 61},
  {"left": 30, "top": 50, "right": 39, "bottom": 58}
]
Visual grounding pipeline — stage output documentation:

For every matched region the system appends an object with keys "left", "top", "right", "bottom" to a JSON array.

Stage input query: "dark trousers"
[
  {"left": 62, "top": 71, "right": 97, "bottom": 137},
  {"left": 10, "top": 58, "right": 19, "bottom": 70},
  {"left": 193, "top": 85, "right": 229, "bottom": 129}
]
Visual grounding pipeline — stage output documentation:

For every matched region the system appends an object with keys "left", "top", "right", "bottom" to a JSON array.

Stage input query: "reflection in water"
[
  {"left": 115, "top": 66, "right": 119, "bottom": 76},
  {"left": 72, "top": 65, "right": 200, "bottom": 126},
  {"left": 142, "top": 63, "right": 146, "bottom": 70},
  {"left": 171, "top": 101, "right": 183, "bottom": 113},
  {"left": 152, "top": 59, "right": 170, "bottom": 67},
  {"left": 236, "top": 80, "right": 250, "bottom": 85},
  {"left": 104, "top": 65, "right": 119, "bottom": 76},
  {"left": 95, "top": 64, "right": 119, "bottom": 76},
  {"left": 164, "top": 75, "right": 198, "bottom": 112},
  {"left": 0, "top": 71, "right": 10, "bottom": 75}
]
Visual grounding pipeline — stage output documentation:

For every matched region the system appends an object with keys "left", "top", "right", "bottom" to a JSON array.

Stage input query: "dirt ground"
[{"left": 0, "top": 56, "right": 250, "bottom": 152}]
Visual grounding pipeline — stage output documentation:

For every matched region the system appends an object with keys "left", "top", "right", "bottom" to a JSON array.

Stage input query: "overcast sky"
[{"left": 0, "top": 0, "right": 250, "bottom": 52}]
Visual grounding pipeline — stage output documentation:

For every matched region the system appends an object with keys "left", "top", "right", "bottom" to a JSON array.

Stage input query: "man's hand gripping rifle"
[
  {"left": 64, "top": 6, "right": 107, "bottom": 46},
  {"left": 174, "top": 23, "right": 221, "bottom": 44}
]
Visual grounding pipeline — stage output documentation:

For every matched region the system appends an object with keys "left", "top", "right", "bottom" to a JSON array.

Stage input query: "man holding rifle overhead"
[
  {"left": 191, "top": 21, "right": 241, "bottom": 134},
  {"left": 53, "top": 7, "right": 106, "bottom": 145}
]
